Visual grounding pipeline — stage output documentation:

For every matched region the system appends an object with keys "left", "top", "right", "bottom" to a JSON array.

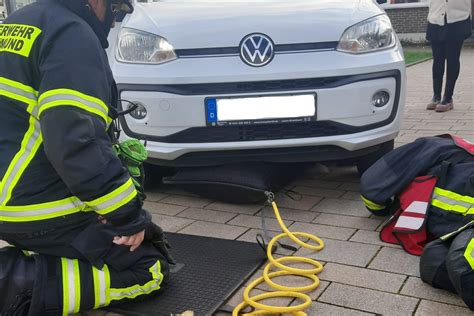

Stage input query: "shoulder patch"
[{"left": 0, "top": 24, "right": 42, "bottom": 57}]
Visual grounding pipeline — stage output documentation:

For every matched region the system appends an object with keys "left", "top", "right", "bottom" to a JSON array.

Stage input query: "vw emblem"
[{"left": 239, "top": 33, "right": 275, "bottom": 67}]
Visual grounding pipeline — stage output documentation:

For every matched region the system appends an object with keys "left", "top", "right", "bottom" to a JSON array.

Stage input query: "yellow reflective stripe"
[
  {"left": 104, "top": 264, "right": 111, "bottom": 305},
  {"left": 0, "top": 111, "right": 42, "bottom": 206},
  {"left": 38, "top": 89, "right": 111, "bottom": 124},
  {"left": 109, "top": 260, "right": 163, "bottom": 302},
  {"left": 73, "top": 260, "right": 81, "bottom": 314},
  {"left": 464, "top": 238, "right": 474, "bottom": 270},
  {"left": 0, "top": 196, "right": 85, "bottom": 222},
  {"left": 360, "top": 195, "right": 386, "bottom": 211},
  {"left": 0, "top": 76, "right": 38, "bottom": 108},
  {"left": 0, "top": 79, "right": 41, "bottom": 205},
  {"left": 86, "top": 178, "right": 138, "bottom": 215},
  {"left": 61, "top": 258, "right": 70, "bottom": 316},
  {"left": 0, "top": 78, "right": 40, "bottom": 205},
  {"left": 39, "top": 100, "right": 111, "bottom": 125},
  {"left": 0, "top": 24, "right": 42, "bottom": 57},
  {"left": 0, "top": 77, "right": 38, "bottom": 96},
  {"left": 431, "top": 199, "right": 469, "bottom": 214},
  {"left": 92, "top": 267, "right": 101, "bottom": 309},
  {"left": 61, "top": 258, "right": 81, "bottom": 315},
  {"left": 433, "top": 195, "right": 472, "bottom": 209},
  {"left": 434, "top": 187, "right": 474, "bottom": 205},
  {"left": 0, "top": 185, "right": 137, "bottom": 221},
  {"left": 432, "top": 187, "right": 474, "bottom": 215},
  {"left": 149, "top": 260, "right": 164, "bottom": 282},
  {"left": 92, "top": 265, "right": 110, "bottom": 309}
]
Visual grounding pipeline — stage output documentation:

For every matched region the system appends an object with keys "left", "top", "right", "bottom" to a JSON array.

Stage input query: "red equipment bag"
[{"left": 380, "top": 175, "right": 437, "bottom": 256}]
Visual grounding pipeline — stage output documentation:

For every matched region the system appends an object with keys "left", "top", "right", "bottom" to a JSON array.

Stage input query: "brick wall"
[{"left": 385, "top": 6, "right": 429, "bottom": 34}]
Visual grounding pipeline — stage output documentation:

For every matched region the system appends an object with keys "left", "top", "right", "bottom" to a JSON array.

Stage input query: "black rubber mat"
[{"left": 106, "top": 233, "right": 266, "bottom": 316}]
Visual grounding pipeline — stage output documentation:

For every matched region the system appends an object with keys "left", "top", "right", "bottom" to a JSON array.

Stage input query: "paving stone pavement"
[{"left": 1, "top": 49, "right": 473, "bottom": 315}]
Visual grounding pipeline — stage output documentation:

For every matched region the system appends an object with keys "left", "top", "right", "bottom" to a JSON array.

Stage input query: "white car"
[{"left": 109, "top": 0, "right": 405, "bottom": 173}]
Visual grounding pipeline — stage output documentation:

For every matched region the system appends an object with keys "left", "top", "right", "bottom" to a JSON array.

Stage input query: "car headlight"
[
  {"left": 337, "top": 15, "right": 395, "bottom": 54},
  {"left": 116, "top": 28, "right": 177, "bottom": 64}
]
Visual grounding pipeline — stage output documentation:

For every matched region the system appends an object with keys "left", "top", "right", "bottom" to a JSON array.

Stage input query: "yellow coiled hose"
[{"left": 233, "top": 195, "right": 325, "bottom": 316}]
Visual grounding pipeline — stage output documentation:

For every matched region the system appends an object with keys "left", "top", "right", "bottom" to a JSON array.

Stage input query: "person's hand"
[{"left": 113, "top": 230, "right": 145, "bottom": 251}]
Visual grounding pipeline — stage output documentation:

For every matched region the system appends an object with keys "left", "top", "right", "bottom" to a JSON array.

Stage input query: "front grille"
[
  {"left": 175, "top": 41, "right": 339, "bottom": 57},
  {"left": 140, "top": 121, "right": 361, "bottom": 143},
  {"left": 117, "top": 71, "right": 400, "bottom": 96},
  {"left": 228, "top": 77, "right": 341, "bottom": 94}
]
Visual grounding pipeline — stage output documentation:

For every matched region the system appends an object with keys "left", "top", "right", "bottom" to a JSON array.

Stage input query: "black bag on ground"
[{"left": 162, "top": 162, "right": 309, "bottom": 204}]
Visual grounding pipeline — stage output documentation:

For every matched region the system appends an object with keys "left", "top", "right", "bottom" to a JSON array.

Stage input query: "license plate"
[{"left": 205, "top": 94, "right": 316, "bottom": 126}]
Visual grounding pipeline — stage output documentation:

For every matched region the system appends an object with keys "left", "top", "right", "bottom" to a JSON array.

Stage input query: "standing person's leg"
[
  {"left": 436, "top": 39, "right": 464, "bottom": 112},
  {"left": 444, "top": 39, "right": 464, "bottom": 101},
  {"left": 428, "top": 41, "right": 446, "bottom": 110}
]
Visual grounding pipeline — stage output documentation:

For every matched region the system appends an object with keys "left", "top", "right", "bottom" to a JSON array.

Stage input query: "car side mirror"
[{"left": 376, "top": 0, "right": 387, "bottom": 4}]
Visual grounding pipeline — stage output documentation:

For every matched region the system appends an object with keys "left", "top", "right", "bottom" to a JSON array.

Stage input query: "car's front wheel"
[{"left": 356, "top": 140, "right": 394, "bottom": 176}]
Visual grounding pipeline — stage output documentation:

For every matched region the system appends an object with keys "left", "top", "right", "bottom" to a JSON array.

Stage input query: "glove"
[{"left": 145, "top": 221, "right": 176, "bottom": 265}]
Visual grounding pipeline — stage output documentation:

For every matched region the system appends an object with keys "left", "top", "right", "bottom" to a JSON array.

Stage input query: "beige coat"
[{"left": 428, "top": 0, "right": 472, "bottom": 25}]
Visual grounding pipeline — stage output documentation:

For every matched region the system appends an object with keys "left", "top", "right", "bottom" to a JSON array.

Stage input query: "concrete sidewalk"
[{"left": 1, "top": 49, "right": 473, "bottom": 315}]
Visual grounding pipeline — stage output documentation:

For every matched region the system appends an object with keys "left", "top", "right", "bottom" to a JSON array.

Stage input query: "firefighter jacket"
[
  {"left": 0, "top": 0, "right": 147, "bottom": 235},
  {"left": 360, "top": 135, "right": 474, "bottom": 238}
]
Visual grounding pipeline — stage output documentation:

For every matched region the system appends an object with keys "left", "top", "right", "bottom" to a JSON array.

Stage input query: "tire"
[{"left": 356, "top": 140, "right": 394, "bottom": 176}]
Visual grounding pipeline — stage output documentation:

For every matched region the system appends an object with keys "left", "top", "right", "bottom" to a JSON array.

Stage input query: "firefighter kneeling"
[
  {"left": 0, "top": 0, "right": 173, "bottom": 314},
  {"left": 360, "top": 135, "right": 474, "bottom": 310}
]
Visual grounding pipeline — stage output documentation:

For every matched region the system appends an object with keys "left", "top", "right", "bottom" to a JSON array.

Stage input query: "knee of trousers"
[
  {"left": 0, "top": 247, "right": 36, "bottom": 288},
  {"left": 28, "top": 254, "right": 64, "bottom": 316},
  {"left": 446, "top": 229, "right": 474, "bottom": 310},
  {"left": 420, "top": 238, "right": 456, "bottom": 293},
  {"left": 0, "top": 247, "right": 36, "bottom": 314}
]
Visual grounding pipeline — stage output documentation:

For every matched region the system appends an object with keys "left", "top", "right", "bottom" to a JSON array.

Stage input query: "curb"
[{"left": 406, "top": 56, "right": 433, "bottom": 68}]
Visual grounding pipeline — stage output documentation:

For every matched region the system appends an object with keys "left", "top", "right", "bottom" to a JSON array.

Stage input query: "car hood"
[{"left": 123, "top": 0, "right": 384, "bottom": 49}]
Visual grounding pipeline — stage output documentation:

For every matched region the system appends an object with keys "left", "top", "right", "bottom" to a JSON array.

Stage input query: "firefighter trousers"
[
  {"left": 0, "top": 217, "right": 170, "bottom": 316},
  {"left": 420, "top": 228, "right": 474, "bottom": 310}
]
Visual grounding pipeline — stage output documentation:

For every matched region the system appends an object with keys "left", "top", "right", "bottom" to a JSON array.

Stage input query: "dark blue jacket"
[
  {"left": 361, "top": 136, "right": 474, "bottom": 237},
  {"left": 0, "top": 0, "right": 147, "bottom": 235}
]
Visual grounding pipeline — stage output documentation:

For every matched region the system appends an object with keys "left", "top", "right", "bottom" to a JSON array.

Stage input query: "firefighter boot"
[
  {"left": 420, "top": 238, "right": 457, "bottom": 293},
  {"left": 446, "top": 229, "right": 474, "bottom": 310},
  {"left": 0, "top": 248, "right": 36, "bottom": 316}
]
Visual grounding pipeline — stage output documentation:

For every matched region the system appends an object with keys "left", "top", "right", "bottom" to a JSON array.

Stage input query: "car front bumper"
[{"left": 113, "top": 47, "right": 406, "bottom": 165}]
